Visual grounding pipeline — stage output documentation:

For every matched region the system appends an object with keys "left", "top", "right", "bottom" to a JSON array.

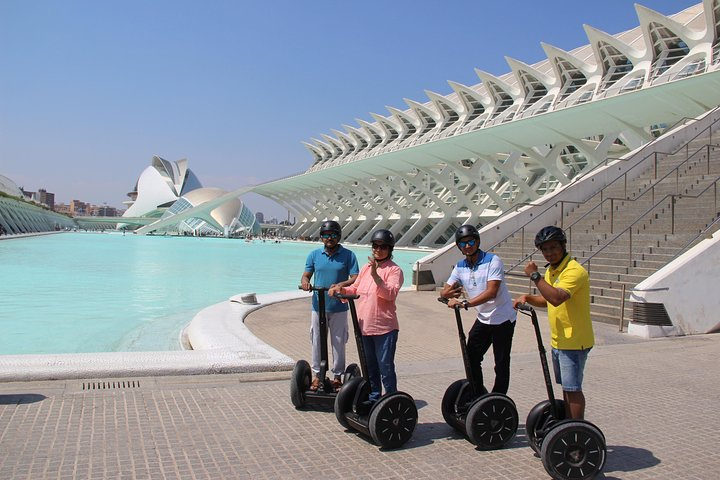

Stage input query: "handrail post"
[
  {"left": 624, "top": 173, "right": 628, "bottom": 199},
  {"left": 619, "top": 283, "right": 627, "bottom": 332},
  {"left": 610, "top": 198, "right": 614, "bottom": 234},
  {"left": 708, "top": 144, "right": 711, "bottom": 175},
  {"left": 654, "top": 152, "right": 658, "bottom": 179},
  {"left": 671, "top": 196, "right": 676, "bottom": 234},
  {"left": 560, "top": 202, "right": 564, "bottom": 229}
]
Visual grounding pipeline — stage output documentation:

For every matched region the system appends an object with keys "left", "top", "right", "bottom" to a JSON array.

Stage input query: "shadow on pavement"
[{"left": 0, "top": 393, "right": 46, "bottom": 405}]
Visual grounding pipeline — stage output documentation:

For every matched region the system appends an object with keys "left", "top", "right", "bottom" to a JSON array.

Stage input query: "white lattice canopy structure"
[{"left": 251, "top": 1, "right": 720, "bottom": 247}]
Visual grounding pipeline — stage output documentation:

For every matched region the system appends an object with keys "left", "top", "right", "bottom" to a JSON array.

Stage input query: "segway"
[
  {"left": 516, "top": 303, "right": 606, "bottom": 480},
  {"left": 437, "top": 297, "right": 519, "bottom": 449},
  {"left": 290, "top": 286, "right": 360, "bottom": 409},
  {"left": 333, "top": 293, "right": 418, "bottom": 449}
]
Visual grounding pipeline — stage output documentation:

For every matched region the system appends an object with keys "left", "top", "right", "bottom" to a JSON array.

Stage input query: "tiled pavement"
[{"left": 1, "top": 290, "right": 718, "bottom": 479}]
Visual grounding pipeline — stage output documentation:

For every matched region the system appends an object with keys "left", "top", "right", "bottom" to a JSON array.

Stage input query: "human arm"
[
  {"left": 448, "top": 279, "right": 500, "bottom": 309},
  {"left": 523, "top": 261, "right": 570, "bottom": 307},
  {"left": 300, "top": 271, "right": 313, "bottom": 291},
  {"left": 440, "top": 281, "right": 462, "bottom": 299}
]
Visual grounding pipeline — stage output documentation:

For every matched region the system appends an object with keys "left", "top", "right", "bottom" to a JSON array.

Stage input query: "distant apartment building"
[
  {"left": 69, "top": 200, "right": 88, "bottom": 216},
  {"left": 21, "top": 188, "right": 55, "bottom": 210},
  {"left": 53, "top": 203, "right": 71, "bottom": 215}
]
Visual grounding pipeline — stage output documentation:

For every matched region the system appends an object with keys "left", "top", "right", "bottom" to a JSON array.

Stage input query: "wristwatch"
[
  {"left": 530, "top": 272, "right": 542, "bottom": 283},
  {"left": 462, "top": 300, "right": 470, "bottom": 309}
]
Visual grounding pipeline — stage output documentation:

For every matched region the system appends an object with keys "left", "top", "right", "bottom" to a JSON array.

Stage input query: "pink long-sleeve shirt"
[{"left": 343, "top": 258, "right": 404, "bottom": 336}]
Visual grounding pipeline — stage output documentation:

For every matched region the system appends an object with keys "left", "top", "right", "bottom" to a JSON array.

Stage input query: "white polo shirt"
[{"left": 447, "top": 251, "right": 516, "bottom": 325}]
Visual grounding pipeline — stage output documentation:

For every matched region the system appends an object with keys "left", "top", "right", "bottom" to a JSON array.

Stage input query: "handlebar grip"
[
  {"left": 335, "top": 293, "right": 360, "bottom": 300},
  {"left": 516, "top": 303, "right": 533, "bottom": 312},
  {"left": 437, "top": 297, "right": 449, "bottom": 305}
]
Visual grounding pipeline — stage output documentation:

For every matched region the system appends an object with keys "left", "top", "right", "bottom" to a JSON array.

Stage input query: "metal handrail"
[
  {"left": 505, "top": 142, "right": 719, "bottom": 276},
  {"left": 582, "top": 175, "right": 720, "bottom": 272},
  {"left": 491, "top": 109, "right": 720, "bottom": 261}
]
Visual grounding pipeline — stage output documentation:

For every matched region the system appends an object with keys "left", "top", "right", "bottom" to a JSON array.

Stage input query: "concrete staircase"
[{"left": 488, "top": 123, "right": 720, "bottom": 327}]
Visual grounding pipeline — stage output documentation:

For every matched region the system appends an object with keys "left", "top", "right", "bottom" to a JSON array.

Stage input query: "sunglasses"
[
  {"left": 372, "top": 243, "right": 390, "bottom": 250},
  {"left": 458, "top": 239, "right": 477, "bottom": 248},
  {"left": 320, "top": 233, "right": 339, "bottom": 239}
]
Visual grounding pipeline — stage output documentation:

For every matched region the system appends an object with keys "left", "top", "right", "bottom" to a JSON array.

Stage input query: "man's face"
[
  {"left": 457, "top": 236, "right": 479, "bottom": 256},
  {"left": 320, "top": 231, "right": 340, "bottom": 249},
  {"left": 539, "top": 239, "right": 564, "bottom": 265}
]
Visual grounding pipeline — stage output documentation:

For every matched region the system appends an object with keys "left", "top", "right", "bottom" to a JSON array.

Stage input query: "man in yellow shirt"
[{"left": 513, "top": 226, "right": 594, "bottom": 419}]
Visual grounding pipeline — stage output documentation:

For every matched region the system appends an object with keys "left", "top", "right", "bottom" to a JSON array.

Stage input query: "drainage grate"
[{"left": 81, "top": 380, "right": 141, "bottom": 391}]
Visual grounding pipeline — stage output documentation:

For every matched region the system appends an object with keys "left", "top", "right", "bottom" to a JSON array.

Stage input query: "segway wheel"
[
  {"left": 540, "top": 420, "right": 606, "bottom": 480},
  {"left": 334, "top": 377, "right": 364, "bottom": 429},
  {"left": 526, "top": 399, "right": 567, "bottom": 453},
  {"left": 290, "top": 360, "right": 312, "bottom": 408},
  {"left": 441, "top": 379, "right": 473, "bottom": 428},
  {"left": 369, "top": 393, "right": 418, "bottom": 449},
  {"left": 466, "top": 394, "right": 518, "bottom": 450},
  {"left": 343, "top": 363, "right": 361, "bottom": 384}
]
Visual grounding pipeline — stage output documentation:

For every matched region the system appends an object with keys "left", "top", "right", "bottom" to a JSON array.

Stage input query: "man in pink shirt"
[{"left": 330, "top": 229, "right": 404, "bottom": 403}]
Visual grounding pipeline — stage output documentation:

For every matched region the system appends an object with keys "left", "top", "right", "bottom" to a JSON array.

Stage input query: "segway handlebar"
[
  {"left": 333, "top": 293, "right": 360, "bottom": 300},
  {"left": 515, "top": 302, "right": 533, "bottom": 313},
  {"left": 298, "top": 285, "right": 329, "bottom": 292},
  {"left": 437, "top": 297, "right": 468, "bottom": 310}
]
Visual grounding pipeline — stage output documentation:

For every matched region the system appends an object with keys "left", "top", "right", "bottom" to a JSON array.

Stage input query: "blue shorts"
[{"left": 551, "top": 347, "right": 591, "bottom": 392}]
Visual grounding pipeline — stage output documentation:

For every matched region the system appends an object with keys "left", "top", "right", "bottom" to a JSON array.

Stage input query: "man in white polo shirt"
[{"left": 440, "top": 224, "right": 517, "bottom": 394}]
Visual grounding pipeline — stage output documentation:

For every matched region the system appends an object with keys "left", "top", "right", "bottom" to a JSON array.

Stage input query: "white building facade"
[{"left": 251, "top": 1, "right": 720, "bottom": 247}]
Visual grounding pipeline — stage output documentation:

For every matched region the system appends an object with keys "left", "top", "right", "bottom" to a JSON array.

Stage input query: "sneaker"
[
  {"left": 310, "top": 377, "right": 321, "bottom": 391},
  {"left": 331, "top": 377, "right": 343, "bottom": 392}
]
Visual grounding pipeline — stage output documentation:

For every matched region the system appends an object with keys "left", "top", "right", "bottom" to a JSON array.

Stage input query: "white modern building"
[
  {"left": 121, "top": 156, "right": 261, "bottom": 237},
  {"left": 250, "top": 1, "right": 720, "bottom": 247}
]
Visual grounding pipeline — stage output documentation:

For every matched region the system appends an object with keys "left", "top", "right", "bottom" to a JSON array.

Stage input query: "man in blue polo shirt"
[
  {"left": 440, "top": 224, "right": 517, "bottom": 395},
  {"left": 301, "top": 220, "right": 359, "bottom": 391}
]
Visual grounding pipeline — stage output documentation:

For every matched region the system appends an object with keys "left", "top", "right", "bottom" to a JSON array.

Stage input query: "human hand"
[
  {"left": 300, "top": 279, "right": 312, "bottom": 291},
  {"left": 524, "top": 261, "right": 538, "bottom": 277},
  {"left": 447, "top": 298, "right": 462, "bottom": 309},
  {"left": 513, "top": 295, "right": 528, "bottom": 309}
]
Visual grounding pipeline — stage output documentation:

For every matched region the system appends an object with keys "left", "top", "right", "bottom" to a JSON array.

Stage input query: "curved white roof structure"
[
  {"left": 251, "top": 1, "right": 720, "bottom": 247},
  {"left": 0, "top": 174, "right": 23, "bottom": 198},
  {"left": 122, "top": 157, "right": 260, "bottom": 237}
]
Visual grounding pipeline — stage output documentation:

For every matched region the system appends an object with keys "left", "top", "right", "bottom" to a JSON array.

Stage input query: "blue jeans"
[
  {"left": 361, "top": 330, "right": 398, "bottom": 402},
  {"left": 551, "top": 347, "right": 591, "bottom": 392}
]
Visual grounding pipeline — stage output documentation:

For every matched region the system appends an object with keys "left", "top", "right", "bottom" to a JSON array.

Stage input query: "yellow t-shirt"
[{"left": 545, "top": 254, "right": 594, "bottom": 350}]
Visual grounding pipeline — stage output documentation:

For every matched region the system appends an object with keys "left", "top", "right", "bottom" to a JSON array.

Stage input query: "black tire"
[
  {"left": 441, "top": 379, "right": 474, "bottom": 429},
  {"left": 290, "top": 360, "right": 311, "bottom": 409},
  {"left": 466, "top": 394, "right": 518, "bottom": 449},
  {"left": 540, "top": 420, "right": 607, "bottom": 480},
  {"left": 369, "top": 392, "right": 418, "bottom": 449},
  {"left": 343, "top": 363, "right": 361, "bottom": 384},
  {"left": 334, "top": 377, "right": 364, "bottom": 429},
  {"left": 526, "top": 399, "right": 566, "bottom": 453}
]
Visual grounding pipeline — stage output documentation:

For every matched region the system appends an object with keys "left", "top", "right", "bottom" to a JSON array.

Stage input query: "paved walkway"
[{"left": 1, "top": 290, "right": 718, "bottom": 479}]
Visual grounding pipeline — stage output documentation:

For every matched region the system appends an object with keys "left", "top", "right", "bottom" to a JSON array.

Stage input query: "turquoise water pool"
[{"left": 0, "top": 233, "right": 429, "bottom": 354}]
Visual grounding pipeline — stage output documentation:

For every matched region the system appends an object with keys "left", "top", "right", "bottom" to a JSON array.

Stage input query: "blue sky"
[{"left": 0, "top": 0, "right": 698, "bottom": 218}]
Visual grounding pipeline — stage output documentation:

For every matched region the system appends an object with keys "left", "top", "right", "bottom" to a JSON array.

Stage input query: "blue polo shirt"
[{"left": 305, "top": 244, "right": 359, "bottom": 313}]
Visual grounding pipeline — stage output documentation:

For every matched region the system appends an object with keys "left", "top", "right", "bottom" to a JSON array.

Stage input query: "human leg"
[
  {"left": 310, "top": 310, "right": 321, "bottom": 375},
  {"left": 490, "top": 320, "right": 516, "bottom": 394},
  {"left": 327, "top": 311, "right": 349, "bottom": 378},
  {"left": 551, "top": 348, "right": 591, "bottom": 419},
  {"left": 361, "top": 335, "right": 383, "bottom": 402},
  {"left": 375, "top": 330, "right": 398, "bottom": 396},
  {"left": 309, "top": 310, "right": 321, "bottom": 390},
  {"left": 466, "top": 320, "right": 492, "bottom": 394}
]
